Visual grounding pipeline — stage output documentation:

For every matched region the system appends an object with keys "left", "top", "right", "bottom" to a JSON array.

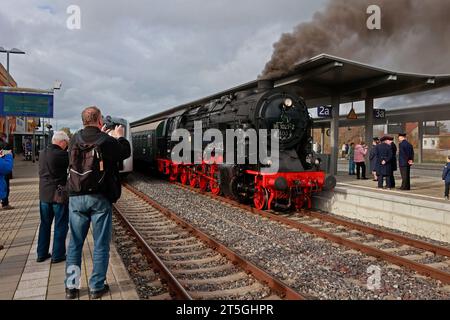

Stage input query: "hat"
[
  {"left": 380, "top": 136, "right": 394, "bottom": 142},
  {"left": 398, "top": 133, "right": 407, "bottom": 137},
  {"left": 373, "top": 137, "right": 380, "bottom": 142}
]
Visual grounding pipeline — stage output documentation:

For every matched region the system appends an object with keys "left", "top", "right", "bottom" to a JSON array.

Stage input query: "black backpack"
[{"left": 68, "top": 133, "right": 107, "bottom": 194}]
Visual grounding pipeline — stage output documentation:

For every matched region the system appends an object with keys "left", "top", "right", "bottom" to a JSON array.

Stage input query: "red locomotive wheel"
[
  {"left": 209, "top": 180, "right": 220, "bottom": 195},
  {"left": 199, "top": 177, "right": 208, "bottom": 192},
  {"left": 253, "top": 187, "right": 268, "bottom": 210},
  {"left": 169, "top": 167, "right": 178, "bottom": 182},
  {"left": 189, "top": 172, "right": 198, "bottom": 188},
  {"left": 180, "top": 168, "right": 189, "bottom": 185},
  {"left": 209, "top": 165, "right": 220, "bottom": 195}
]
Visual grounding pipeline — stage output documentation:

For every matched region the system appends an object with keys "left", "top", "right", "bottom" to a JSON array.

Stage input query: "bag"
[
  {"left": 53, "top": 184, "right": 69, "bottom": 204},
  {"left": 68, "top": 134, "right": 106, "bottom": 194},
  {"left": 43, "top": 148, "right": 69, "bottom": 204}
]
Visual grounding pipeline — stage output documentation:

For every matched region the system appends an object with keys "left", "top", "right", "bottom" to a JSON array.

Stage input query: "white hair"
[{"left": 52, "top": 131, "right": 70, "bottom": 144}]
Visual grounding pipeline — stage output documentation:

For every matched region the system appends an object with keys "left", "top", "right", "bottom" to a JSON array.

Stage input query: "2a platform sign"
[
  {"left": 317, "top": 106, "right": 332, "bottom": 118},
  {"left": 0, "top": 91, "right": 54, "bottom": 117}
]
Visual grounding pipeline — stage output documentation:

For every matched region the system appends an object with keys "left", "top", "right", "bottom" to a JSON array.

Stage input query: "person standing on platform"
[
  {"left": 65, "top": 106, "right": 131, "bottom": 300},
  {"left": 348, "top": 142, "right": 356, "bottom": 175},
  {"left": 341, "top": 143, "right": 347, "bottom": 158},
  {"left": 370, "top": 137, "right": 380, "bottom": 181},
  {"left": 0, "top": 133, "right": 14, "bottom": 210},
  {"left": 398, "top": 133, "right": 414, "bottom": 190},
  {"left": 354, "top": 141, "right": 369, "bottom": 180},
  {"left": 37, "top": 131, "right": 70, "bottom": 263},
  {"left": 390, "top": 140, "right": 398, "bottom": 188},
  {"left": 375, "top": 136, "right": 394, "bottom": 189},
  {"left": 443, "top": 156, "right": 450, "bottom": 200},
  {"left": 0, "top": 147, "right": 13, "bottom": 252}
]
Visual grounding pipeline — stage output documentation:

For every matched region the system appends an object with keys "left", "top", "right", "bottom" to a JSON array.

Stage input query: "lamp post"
[{"left": 0, "top": 47, "right": 26, "bottom": 143}]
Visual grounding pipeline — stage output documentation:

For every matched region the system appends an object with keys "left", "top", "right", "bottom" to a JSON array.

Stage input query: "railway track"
[
  {"left": 113, "top": 184, "right": 308, "bottom": 300},
  {"left": 173, "top": 181, "right": 450, "bottom": 285}
]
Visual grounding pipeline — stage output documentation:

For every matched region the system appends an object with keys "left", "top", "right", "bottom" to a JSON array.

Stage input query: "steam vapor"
[{"left": 261, "top": 0, "right": 450, "bottom": 79}]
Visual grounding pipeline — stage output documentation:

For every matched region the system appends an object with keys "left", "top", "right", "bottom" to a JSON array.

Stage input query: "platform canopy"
[{"left": 272, "top": 54, "right": 450, "bottom": 106}]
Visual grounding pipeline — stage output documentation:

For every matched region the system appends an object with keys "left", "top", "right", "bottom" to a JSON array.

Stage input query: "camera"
[{"left": 102, "top": 115, "right": 127, "bottom": 131}]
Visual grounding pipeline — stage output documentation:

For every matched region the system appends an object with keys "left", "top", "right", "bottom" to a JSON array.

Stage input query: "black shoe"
[
  {"left": 51, "top": 256, "right": 66, "bottom": 264},
  {"left": 36, "top": 253, "right": 51, "bottom": 263},
  {"left": 65, "top": 288, "right": 79, "bottom": 300},
  {"left": 90, "top": 284, "right": 110, "bottom": 299}
]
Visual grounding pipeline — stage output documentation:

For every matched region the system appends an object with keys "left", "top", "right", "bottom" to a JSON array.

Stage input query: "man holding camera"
[{"left": 65, "top": 106, "right": 131, "bottom": 300}]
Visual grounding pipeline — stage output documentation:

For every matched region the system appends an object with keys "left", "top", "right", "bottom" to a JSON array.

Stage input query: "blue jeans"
[
  {"left": 65, "top": 194, "right": 112, "bottom": 292},
  {"left": 348, "top": 159, "right": 356, "bottom": 174},
  {"left": 37, "top": 202, "right": 69, "bottom": 260}
]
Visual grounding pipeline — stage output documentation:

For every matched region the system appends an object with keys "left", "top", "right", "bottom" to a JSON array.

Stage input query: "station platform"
[
  {"left": 313, "top": 167, "right": 450, "bottom": 244},
  {"left": 0, "top": 159, "right": 139, "bottom": 300}
]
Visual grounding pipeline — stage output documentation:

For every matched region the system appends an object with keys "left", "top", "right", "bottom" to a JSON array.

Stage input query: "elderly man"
[
  {"left": 65, "top": 106, "right": 130, "bottom": 300},
  {"left": 398, "top": 133, "right": 414, "bottom": 190},
  {"left": 37, "top": 131, "right": 70, "bottom": 263},
  {"left": 375, "top": 136, "right": 394, "bottom": 189}
]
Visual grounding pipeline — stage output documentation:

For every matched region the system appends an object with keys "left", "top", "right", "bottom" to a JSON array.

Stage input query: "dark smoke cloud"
[{"left": 261, "top": 0, "right": 450, "bottom": 78}]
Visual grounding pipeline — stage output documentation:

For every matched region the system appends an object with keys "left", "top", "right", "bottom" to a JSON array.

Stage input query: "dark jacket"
[
  {"left": 68, "top": 126, "right": 131, "bottom": 203},
  {"left": 39, "top": 144, "right": 69, "bottom": 203},
  {"left": 398, "top": 140, "right": 414, "bottom": 167},
  {"left": 390, "top": 142, "right": 397, "bottom": 172},
  {"left": 369, "top": 144, "right": 378, "bottom": 171},
  {"left": 443, "top": 163, "right": 450, "bottom": 184},
  {"left": 375, "top": 143, "right": 394, "bottom": 176}
]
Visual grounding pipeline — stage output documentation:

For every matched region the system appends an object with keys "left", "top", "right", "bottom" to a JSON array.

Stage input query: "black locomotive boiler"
[{"left": 131, "top": 81, "right": 335, "bottom": 211}]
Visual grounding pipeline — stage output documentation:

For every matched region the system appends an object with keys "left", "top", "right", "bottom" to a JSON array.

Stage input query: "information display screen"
[{"left": 0, "top": 92, "right": 54, "bottom": 117}]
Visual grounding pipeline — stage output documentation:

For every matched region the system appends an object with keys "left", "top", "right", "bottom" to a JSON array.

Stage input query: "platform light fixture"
[{"left": 0, "top": 47, "right": 26, "bottom": 74}]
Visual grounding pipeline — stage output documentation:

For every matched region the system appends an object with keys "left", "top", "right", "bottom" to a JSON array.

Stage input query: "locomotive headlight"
[{"left": 283, "top": 98, "right": 293, "bottom": 108}]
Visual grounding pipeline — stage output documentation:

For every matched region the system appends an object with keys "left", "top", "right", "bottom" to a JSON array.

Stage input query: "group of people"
[
  {"left": 37, "top": 106, "right": 131, "bottom": 299},
  {"left": 345, "top": 133, "right": 415, "bottom": 191}
]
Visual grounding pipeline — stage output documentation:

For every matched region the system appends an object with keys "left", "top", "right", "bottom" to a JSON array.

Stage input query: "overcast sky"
[{"left": 0, "top": 0, "right": 328, "bottom": 130}]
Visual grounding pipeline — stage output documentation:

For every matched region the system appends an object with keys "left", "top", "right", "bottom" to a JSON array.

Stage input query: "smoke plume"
[{"left": 261, "top": 0, "right": 450, "bottom": 79}]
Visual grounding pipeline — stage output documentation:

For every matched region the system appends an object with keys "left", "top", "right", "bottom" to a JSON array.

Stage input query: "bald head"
[{"left": 82, "top": 106, "right": 102, "bottom": 128}]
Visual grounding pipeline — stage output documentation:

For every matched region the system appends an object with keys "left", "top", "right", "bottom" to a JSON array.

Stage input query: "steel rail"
[
  {"left": 123, "top": 183, "right": 309, "bottom": 300},
  {"left": 173, "top": 181, "right": 450, "bottom": 285},
  {"left": 113, "top": 202, "right": 192, "bottom": 300},
  {"left": 298, "top": 210, "right": 450, "bottom": 258}
]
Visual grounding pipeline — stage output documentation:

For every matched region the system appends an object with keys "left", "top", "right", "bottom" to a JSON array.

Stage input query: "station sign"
[
  {"left": 347, "top": 108, "right": 358, "bottom": 120},
  {"left": 373, "top": 109, "right": 386, "bottom": 119},
  {"left": 0, "top": 91, "right": 54, "bottom": 118},
  {"left": 387, "top": 124, "right": 405, "bottom": 134},
  {"left": 424, "top": 126, "right": 440, "bottom": 135},
  {"left": 317, "top": 106, "right": 332, "bottom": 118}
]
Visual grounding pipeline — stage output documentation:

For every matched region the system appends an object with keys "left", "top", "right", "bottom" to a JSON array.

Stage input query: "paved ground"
[
  {"left": 0, "top": 159, "right": 139, "bottom": 300},
  {"left": 337, "top": 160, "right": 448, "bottom": 201}
]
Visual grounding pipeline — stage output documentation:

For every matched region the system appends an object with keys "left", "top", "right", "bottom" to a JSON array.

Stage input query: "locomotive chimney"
[{"left": 257, "top": 80, "right": 274, "bottom": 90}]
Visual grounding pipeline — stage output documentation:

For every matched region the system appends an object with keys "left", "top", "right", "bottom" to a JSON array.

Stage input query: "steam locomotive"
[{"left": 131, "top": 81, "right": 335, "bottom": 211}]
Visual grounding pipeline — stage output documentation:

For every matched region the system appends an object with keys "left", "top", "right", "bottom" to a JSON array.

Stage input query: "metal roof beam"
[
  {"left": 274, "top": 61, "right": 343, "bottom": 87},
  {"left": 338, "top": 74, "right": 397, "bottom": 97}
]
